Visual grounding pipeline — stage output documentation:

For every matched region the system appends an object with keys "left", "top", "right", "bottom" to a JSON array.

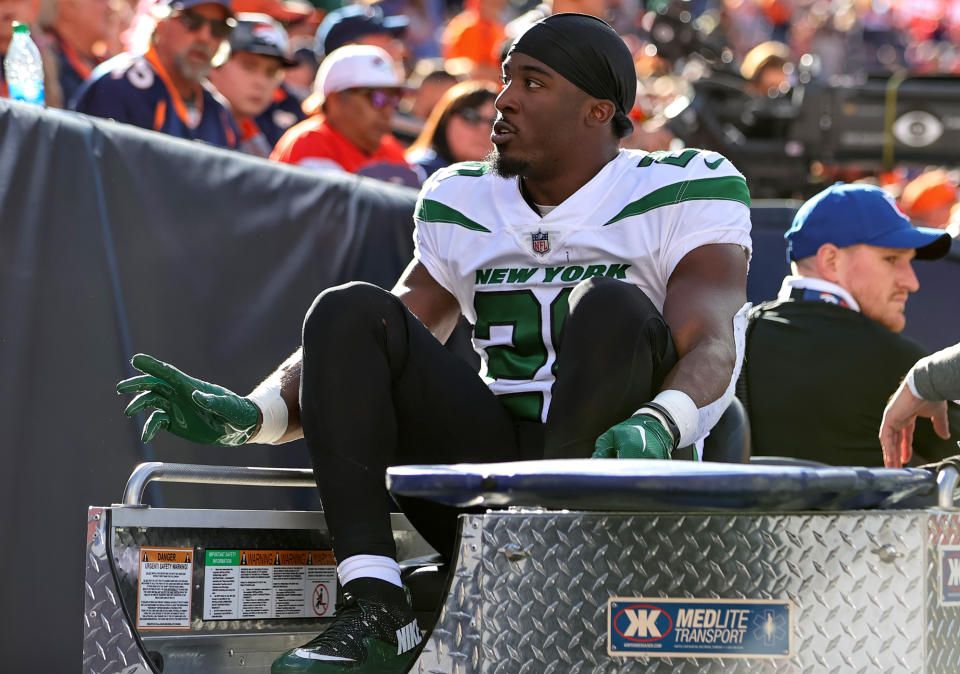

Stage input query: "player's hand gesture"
[
  {"left": 117, "top": 353, "right": 260, "bottom": 446},
  {"left": 594, "top": 414, "right": 674, "bottom": 460}
]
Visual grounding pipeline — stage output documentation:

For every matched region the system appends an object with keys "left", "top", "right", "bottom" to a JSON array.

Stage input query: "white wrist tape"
[
  {"left": 637, "top": 389, "right": 698, "bottom": 449},
  {"left": 248, "top": 378, "right": 288, "bottom": 444}
]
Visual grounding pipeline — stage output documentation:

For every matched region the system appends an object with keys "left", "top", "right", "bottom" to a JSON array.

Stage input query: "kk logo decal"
[
  {"left": 941, "top": 547, "right": 960, "bottom": 606},
  {"left": 608, "top": 597, "right": 793, "bottom": 658},
  {"left": 532, "top": 230, "right": 550, "bottom": 255}
]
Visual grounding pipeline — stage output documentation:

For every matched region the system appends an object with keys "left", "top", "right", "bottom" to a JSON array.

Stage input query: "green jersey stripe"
[
  {"left": 416, "top": 198, "right": 491, "bottom": 232},
  {"left": 603, "top": 176, "right": 751, "bottom": 226}
]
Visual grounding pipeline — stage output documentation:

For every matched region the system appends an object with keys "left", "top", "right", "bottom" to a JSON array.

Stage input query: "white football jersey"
[{"left": 413, "top": 148, "right": 752, "bottom": 424}]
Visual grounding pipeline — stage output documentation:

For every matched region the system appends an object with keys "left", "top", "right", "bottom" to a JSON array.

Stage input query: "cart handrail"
[
  {"left": 122, "top": 460, "right": 960, "bottom": 509},
  {"left": 938, "top": 465, "right": 959, "bottom": 508},
  {"left": 121, "top": 461, "right": 317, "bottom": 507}
]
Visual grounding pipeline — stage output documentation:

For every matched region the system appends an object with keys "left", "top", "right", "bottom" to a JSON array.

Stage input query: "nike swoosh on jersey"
[{"left": 704, "top": 156, "right": 725, "bottom": 170}]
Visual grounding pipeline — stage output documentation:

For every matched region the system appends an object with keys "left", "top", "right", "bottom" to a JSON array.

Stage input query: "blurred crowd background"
[{"left": 2, "top": 0, "right": 960, "bottom": 226}]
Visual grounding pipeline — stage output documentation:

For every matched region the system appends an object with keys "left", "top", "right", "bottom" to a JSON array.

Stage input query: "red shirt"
[{"left": 270, "top": 116, "right": 420, "bottom": 186}]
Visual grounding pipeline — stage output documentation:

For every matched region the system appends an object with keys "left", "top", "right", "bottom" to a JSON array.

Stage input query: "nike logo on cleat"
[
  {"left": 293, "top": 649, "right": 354, "bottom": 662},
  {"left": 396, "top": 620, "right": 420, "bottom": 655}
]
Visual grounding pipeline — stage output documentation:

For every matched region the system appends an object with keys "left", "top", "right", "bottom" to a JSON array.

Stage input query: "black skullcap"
[{"left": 509, "top": 13, "right": 636, "bottom": 138}]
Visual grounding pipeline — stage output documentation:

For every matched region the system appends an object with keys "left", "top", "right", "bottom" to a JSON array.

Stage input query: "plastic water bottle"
[{"left": 4, "top": 22, "right": 45, "bottom": 106}]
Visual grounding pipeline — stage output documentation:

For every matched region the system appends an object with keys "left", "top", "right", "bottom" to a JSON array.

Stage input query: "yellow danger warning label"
[{"left": 137, "top": 547, "right": 194, "bottom": 631}]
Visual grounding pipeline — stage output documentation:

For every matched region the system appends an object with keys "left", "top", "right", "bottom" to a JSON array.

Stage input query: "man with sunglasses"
[
  {"left": 270, "top": 43, "right": 421, "bottom": 186},
  {"left": 72, "top": 0, "right": 240, "bottom": 148}
]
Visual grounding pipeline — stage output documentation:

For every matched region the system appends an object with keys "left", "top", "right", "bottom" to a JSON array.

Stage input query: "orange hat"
[{"left": 900, "top": 169, "right": 958, "bottom": 218}]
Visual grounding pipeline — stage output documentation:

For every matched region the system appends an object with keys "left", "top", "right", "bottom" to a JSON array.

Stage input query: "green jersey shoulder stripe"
[
  {"left": 603, "top": 176, "right": 751, "bottom": 226},
  {"left": 415, "top": 198, "right": 491, "bottom": 232}
]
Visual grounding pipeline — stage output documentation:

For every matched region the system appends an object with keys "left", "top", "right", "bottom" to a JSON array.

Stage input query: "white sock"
[{"left": 337, "top": 554, "right": 402, "bottom": 587}]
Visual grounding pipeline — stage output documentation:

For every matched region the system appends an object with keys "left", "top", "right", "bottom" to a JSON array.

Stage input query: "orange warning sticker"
[
  {"left": 141, "top": 548, "right": 193, "bottom": 564},
  {"left": 233, "top": 549, "right": 336, "bottom": 566},
  {"left": 137, "top": 547, "right": 194, "bottom": 631}
]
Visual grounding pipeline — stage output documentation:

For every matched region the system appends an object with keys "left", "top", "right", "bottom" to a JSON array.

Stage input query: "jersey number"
[
  {"left": 473, "top": 288, "right": 572, "bottom": 422},
  {"left": 637, "top": 149, "right": 699, "bottom": 168}
]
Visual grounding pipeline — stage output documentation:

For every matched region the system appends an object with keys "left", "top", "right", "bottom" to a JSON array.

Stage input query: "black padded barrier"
[{"left": 0, "top": 100, "right": 419, "bottom": 671}]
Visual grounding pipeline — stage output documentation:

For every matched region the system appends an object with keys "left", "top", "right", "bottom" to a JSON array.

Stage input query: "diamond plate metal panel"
[
  {"left": 417, "top": 510, "right": 937, "bottom": 673},
  {"left": 926, "top": 510, "right": 960, "bottom": 674},
  {"left": 82, "top": 507, "right": 153, "bottom": 674},
  {"left": 414, "top": 515, "right": 484, "bottom": 674}
]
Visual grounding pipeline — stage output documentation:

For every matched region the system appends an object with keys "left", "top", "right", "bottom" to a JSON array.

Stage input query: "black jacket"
[{"left": 738, "top": 298, "right": 960, "bottom": 466}]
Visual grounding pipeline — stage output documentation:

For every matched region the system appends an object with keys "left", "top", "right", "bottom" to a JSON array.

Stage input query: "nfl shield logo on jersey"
[{"left": 532, "top": 230, "right": 550, "bottom": 255}]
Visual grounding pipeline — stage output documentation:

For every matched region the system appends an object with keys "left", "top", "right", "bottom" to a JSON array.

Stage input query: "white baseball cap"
[{"left": 316, "top": 44, "right": 402, "bottom": 97}]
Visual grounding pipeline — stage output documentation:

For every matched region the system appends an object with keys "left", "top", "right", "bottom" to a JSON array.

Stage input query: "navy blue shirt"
[
  {"left": 255, "top": 83, "right": 305, "bottom": 148},
  {"left": 73, "top": 47, "right": 239, "bottom": 149}
]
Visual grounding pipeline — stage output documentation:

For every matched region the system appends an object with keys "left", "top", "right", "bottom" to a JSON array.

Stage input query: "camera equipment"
[{"left": 651, "top": 8, "right": 960, "bottom": 197}]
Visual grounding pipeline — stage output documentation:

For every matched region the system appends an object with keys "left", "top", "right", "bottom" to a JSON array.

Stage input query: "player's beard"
[{"left": 486, "top": 148, "right": 529, "bottom": 178}]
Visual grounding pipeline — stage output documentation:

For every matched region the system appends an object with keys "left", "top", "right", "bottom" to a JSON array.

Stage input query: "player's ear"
[{"left": 585, "top": 100, "right": 616, "bottom": 129}]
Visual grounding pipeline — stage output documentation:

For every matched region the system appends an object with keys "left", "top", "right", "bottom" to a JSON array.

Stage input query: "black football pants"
[{"left": 299, "top": 277, "right": 677, "bottom": 561}]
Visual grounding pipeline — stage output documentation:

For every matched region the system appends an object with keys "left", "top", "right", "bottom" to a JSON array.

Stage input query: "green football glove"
[
  {"left": 116, "top": 353, "right": 259, "bottom": 446},
  {"left": 593, "top": 413, "right": 675, "bottom": 460}
]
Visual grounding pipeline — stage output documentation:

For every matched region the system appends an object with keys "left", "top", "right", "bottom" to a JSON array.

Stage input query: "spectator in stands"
[
  {"left": 208, "top": 13, "right": 295, "bottom": 156},
  {"left": 391, "top": 58, "right": 459, "bottom": 144},
  {"left": 403, "top": 60, "right": 459, "bottom": 121},
  {"left": 39, "top": 0, "right": 112, "bottom": 106},
  {"left": 313, "top": 3, "right": 408, "bottom": 65},
  {"left": 270, "top": 44, "right": 421, "bottom": 186},
  {"left": 72, "top": 0, "right": 240, "bottom": 149},
  {"left": 739, "top": 183, "right": 959, "bottom": 466},
  {"left": 881, "top": 342, "right": 960, "bottom": 467},
  {"left": 281, "top": 34, "right": 316, "bottom": 98},
  {"left": 404, "top": 79, "right": 497, "bottom": 177},
  {"left": 900, "top": 169, "right": 958, "bottom": 229},
  {"left": 740, "top": 40, "right": 791, "bottom": 97},
  {"left": 255, "top": 32, "right": 315, "bottom": 146},
  {"left": 381, "top": 0, "right": 441, "bottom": 60},
  {"left": 441, "top": 0, "right": 505, "bottom": 80}
]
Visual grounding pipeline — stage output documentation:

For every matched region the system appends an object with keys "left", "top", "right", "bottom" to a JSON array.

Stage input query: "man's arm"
[
  {"left": 243, "top": 261, "right": 459, "bottom": 443},
  {"left": 880, "top": 343, "right": 960, "bottom": 467},
  {"left": 660, "top": 243, "right": 750, "bottom": 406},
  {"left": 879, "top": 378, "right": 950, "bottom": 467}
]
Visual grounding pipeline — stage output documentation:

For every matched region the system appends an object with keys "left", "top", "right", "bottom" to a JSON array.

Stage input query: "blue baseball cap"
[
  {"left": 785, "top": 183, "right": 952, "bottom": 262},
  {"left": 314, "top": 4, "right": 408, "bottom": 58}
]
